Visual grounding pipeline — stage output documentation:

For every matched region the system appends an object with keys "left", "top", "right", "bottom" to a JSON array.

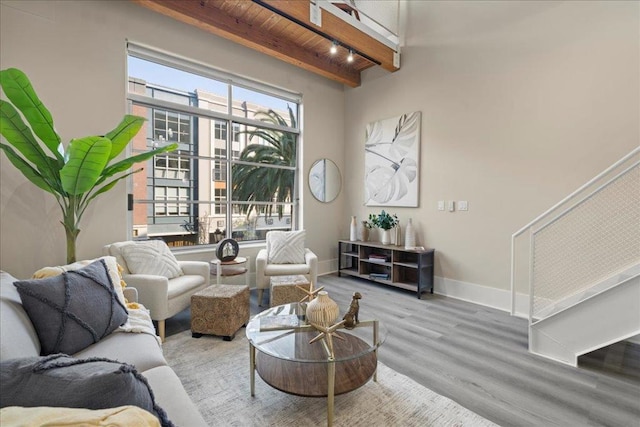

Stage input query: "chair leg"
[
  {"left": 257, "top": 289, "right": 264, "bottom": 307},
  {"left": 157, "top": 319, "right": 165, "bottom": 342}
]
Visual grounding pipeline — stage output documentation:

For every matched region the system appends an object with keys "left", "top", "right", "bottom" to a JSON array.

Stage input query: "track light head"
[
  {"left": 347, "top": 50, "right": 354, "bottom": 63},
  {"left": 330, "top": 41, "right": 338, "bottom": 55}
]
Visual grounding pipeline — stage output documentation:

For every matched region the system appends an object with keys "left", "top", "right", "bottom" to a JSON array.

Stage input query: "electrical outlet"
[
  {"left": 448, "top": 201, "right": 455, "bottom": 212},
  {"left": 458, "top": 201, "right": 468, "bottom": 211},
  {"left": 437, "top": 201, "right": 445, "bottom": 211}
]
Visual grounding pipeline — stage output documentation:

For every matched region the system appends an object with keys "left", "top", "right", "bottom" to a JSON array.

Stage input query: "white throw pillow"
[
  {"left": 120, "top": 240, "right": 184, "bottom": 279},
  {"left": 267, "top": 230, "right": 306, "bottom": 264}
]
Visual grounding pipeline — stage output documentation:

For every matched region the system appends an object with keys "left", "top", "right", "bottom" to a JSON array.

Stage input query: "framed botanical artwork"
[{"left": 364, "top": 111, "right": 421, "bottom": 207}]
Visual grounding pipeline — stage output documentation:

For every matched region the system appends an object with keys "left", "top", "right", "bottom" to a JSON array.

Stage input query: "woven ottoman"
[
  {"left": 270, "top": 275, "right": 311, "bottom": 307},
  {"left": 191, "top": 285, "right": 249, "bottom": 341}
]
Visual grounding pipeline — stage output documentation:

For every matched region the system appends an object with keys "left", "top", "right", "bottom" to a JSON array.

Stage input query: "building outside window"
[{"left": 127, "top": 45, "right": 301, "bottom": 247}]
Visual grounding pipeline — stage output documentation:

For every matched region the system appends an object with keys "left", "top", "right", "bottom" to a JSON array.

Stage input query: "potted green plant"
[
  {"left": 368, "top": 210, "right": 398, "bottom": 245},
  {"left": 0, "top": 68, "right": 178, "bottom": 263}
]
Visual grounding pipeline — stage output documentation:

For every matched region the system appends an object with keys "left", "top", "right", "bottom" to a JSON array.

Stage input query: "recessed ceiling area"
[{"left": 132, "top": 0, "right": 400, "bottom": 87}]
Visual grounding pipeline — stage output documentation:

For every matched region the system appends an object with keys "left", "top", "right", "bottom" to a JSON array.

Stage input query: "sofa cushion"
[
  {"left": 0, "top": 354, "right": 173, "bottom": 427},
  {"left": 267, "top": 230, "right": 306, "bottom": 264},
  {"left": 120, "top": 241, "right": 184, "bottom": 279},
  {"left": 74, "top": 331, "right": 167, "bottom": 373},
  {"left": 0, "top": 271, "right": 40, "bottom": 360},
  {"left": 143, "top": 366, "right": 208, "bottom": 427},
  {"left": 0, "top": 405, "right": 161, "bottom": 427},
  {"left": 14, "top": 260, "right": 128, "bottom": 355}
]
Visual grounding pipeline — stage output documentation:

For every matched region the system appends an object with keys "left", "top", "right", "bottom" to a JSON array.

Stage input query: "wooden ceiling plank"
[
  {"left": 255, "top": 0, "right": 398, "bottom": 72},
  {"left": 132, "top": 0, "right": 361, "bottom": 87}
]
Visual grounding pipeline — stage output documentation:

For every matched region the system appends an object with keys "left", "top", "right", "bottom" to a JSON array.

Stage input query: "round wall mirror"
[{"left": 309, "top": 158, "right": 341, "bottom": 203}]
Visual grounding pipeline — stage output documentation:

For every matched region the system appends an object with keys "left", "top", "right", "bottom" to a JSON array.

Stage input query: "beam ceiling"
[{"left": 132, "top": 0, "right": 400, "bottom": 87}]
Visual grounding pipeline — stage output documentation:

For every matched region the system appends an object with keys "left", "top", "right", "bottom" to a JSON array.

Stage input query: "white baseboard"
[
  {"left": 434, "top": 276, "right": 530, "bottom": 318},
  {"left": 319, "top": 259, "right": 339, "bottom": 277}
]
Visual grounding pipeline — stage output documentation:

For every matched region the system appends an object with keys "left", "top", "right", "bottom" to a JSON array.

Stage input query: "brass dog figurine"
[{"left": 342, "top": 292, "right": 362, "bottom": 329}]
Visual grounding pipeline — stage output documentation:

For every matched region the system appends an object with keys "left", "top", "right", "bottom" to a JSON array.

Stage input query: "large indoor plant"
[
  {"left": 369, "top": 210, "right": 399, "bottom": 245},
  {"left": 0, "top": 68, "right": 177, "bottom": 263}
]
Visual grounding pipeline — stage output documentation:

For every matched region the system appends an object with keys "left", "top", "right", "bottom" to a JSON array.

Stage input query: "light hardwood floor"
[{"left": 165, "top": 273, "right": 640, "bottom": 427}]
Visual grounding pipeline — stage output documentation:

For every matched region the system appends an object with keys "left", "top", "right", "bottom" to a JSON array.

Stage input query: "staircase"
[{"left": 511, "top": 147, "right": 640, "bottom": 366}]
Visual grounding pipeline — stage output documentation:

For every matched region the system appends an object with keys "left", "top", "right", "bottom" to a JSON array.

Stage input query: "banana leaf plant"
[{"left": 0, "top": 68, "right": 177, "bottom": 263}]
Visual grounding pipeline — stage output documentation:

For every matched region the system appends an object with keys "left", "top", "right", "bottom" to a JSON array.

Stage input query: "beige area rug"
[{"left": 162, "top": 330, "right": 498, "bottom": 427}]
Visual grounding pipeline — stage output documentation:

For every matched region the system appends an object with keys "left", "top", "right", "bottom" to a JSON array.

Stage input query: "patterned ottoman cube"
[
  {"left": 191, "top": 285, "right": 249, "bottom": 341},
  {"left": 270, "top": 275, "right": 311, "bottom": 307}
]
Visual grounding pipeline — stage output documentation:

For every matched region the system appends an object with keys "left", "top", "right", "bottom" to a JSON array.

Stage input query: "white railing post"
[{"left": 528, "top": 228, "right": 535, "bottom": 323}]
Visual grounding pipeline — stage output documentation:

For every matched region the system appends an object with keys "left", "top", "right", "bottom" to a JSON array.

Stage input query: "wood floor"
[{"left": 165, "top": 273, "right": 640, "bottom": 427}]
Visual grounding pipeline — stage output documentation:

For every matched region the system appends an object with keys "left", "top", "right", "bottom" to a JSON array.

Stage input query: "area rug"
[{"left": 162, "top": 330, "right": 498, "bottom": 427}]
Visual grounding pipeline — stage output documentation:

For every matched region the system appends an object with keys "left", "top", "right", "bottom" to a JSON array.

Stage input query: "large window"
[{"left": 127, "top": 44, "right": 301, "bottom": 247}]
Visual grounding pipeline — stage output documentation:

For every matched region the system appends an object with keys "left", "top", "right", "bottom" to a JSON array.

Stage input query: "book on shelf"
[
  {"left": 368, "top": 254, "right": 389, "bottom": 262},
  {"left": 369, "top": 273, "right": 389, "bottom": 280}
]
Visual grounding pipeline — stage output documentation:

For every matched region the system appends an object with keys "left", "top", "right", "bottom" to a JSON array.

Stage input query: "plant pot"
[{"left": 381, "top": 229, "right": 391, "bottom": 245}]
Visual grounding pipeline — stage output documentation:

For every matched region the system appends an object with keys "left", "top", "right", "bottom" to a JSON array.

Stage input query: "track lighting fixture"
[
  {"left": 330, "top": 41, "right": 338, "bottom": 55},
  {"left": 347, "top": 49, "right": 354, "bottom": 63}
]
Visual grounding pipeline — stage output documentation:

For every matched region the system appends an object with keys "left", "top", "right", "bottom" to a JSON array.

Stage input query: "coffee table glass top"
[{"left": 246, "top": 303, "right": 386, "bottom": 363}]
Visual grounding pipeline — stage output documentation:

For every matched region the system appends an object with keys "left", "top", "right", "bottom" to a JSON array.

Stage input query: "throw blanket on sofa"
[{"left": 117, "top": 306, "right": 162, "bottom": 346}]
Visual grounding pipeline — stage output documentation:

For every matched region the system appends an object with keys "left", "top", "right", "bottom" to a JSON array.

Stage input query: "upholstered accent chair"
[
  {"left": 103, "top": 241, "right": 210, "bottom": 341},
  {"left": 255, "top": 230, "right": 318, "bottom": 306}
]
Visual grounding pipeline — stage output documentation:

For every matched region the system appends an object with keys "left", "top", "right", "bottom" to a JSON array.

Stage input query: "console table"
[{"left": 338, "top": 240, "right": 435, "bottom": 298}]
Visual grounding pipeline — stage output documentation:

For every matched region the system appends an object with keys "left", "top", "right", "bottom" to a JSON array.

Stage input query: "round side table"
[{"left": 211, "top": 256, "right": 249, "bottom": 287}]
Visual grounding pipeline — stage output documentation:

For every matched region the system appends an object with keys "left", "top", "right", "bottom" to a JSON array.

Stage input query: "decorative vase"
[
  {"left": 305, "top": 291, "right": 340, "bottom": 327},
  {"left": 381, "top": 229, "right": 391, "bottom": 245},
  {"left": 359, "top": 221, "right": 369, "bottom": 241},
  {"left": 395, "top": 223, "right": 402, "bottom": 246},
  {"left": 350, "top": 216, "right": 358, "bottom": 241},
  {"left": 405, "top": 218, "right": 416, "bottom": 248}
]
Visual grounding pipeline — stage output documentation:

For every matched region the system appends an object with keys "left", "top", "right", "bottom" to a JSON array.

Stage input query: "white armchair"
[
  {"left": 255, "top": 231, "right": 318, "bottom": 306},
  {"left": 103, "top": 241, "right": 210, "bottom": 341}
]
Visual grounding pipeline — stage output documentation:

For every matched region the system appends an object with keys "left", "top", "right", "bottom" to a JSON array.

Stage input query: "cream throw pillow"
[
  {"left": 267, "top": 230, "right": 306, "bottom": 264},
  {"left": 32, "top": 256, "right": 127, "bottom": 307},
  {"left": 120, "top": 240, "right": 183, "bottom": 279}
]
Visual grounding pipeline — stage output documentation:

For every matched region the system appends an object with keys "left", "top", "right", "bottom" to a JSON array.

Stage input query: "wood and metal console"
[{"left": 338, "top": 240, "right": 435, "bottom": 299}]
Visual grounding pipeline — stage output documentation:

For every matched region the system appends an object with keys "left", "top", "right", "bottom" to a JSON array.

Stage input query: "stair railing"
[{"left": 510, "top": 147, "right": 640, "bottom": 322}]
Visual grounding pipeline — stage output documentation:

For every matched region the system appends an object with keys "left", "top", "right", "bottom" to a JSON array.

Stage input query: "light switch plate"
[
  {"left": 438, "top": 201, "right": 445, "bottom": 211},
  {"left": 458, "top": 201, "right": 468, "bottom": 211},
  {"left": 448, "top": 201, "right": 455, "bottom": 212}
]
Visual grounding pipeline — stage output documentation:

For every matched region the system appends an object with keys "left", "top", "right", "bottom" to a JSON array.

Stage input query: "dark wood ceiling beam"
[
  {"left": 132, "top": 0, "right": 361, "bottom": 87},
  {"left": 256, "top": 0, "right": 399, "bottom": 72}
]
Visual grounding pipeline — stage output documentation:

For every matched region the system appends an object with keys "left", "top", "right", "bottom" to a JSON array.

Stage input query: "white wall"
[
  {"left": 344, "top": 0, "right": 639, "bottom": 310},
  {"left": 0, "top": 0, "right": 345, "bottom": 279}
]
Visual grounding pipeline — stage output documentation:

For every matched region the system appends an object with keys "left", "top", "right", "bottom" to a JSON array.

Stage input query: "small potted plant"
[{"left": 368, "top": 210, "right": 398, "bottom": 245}]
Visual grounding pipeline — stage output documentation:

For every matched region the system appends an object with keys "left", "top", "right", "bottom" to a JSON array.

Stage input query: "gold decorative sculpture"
[
  {"left": 309, "top": 319, "right": 346, "bottom": 358},
  {"left": 297, "top": 281, "right": 324, "bottom": 303},
  {"left": 342, "top": 292, "right": 362, "bottom": 329}
]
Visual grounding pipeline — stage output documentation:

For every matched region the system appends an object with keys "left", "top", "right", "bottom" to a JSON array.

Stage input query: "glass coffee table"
[{"left": 246, "top": 303, "right": 386, "bottom": 426}]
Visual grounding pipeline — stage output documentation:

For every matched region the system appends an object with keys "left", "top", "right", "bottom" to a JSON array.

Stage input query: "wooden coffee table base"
[{"left": 250, "top": 331, "right": 378, "bottom": 426}]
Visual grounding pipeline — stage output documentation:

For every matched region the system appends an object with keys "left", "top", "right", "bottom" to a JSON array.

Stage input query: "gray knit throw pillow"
[{"left": 14, "top": 259, "right": 128, "bottom": 355}]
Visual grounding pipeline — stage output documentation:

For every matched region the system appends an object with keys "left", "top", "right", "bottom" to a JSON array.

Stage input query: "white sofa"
[{"left": 0, "top": 270, "right": 206, "bottom": 426}]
